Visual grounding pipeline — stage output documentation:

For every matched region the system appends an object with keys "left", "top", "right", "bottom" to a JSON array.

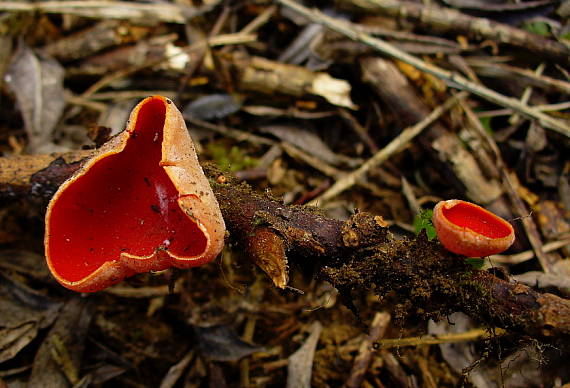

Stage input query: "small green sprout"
[
  {"left": 207, "top": 143, "right": 257, "bottom": 172},
  {"left": 413, "top": 209, "right": 436, "bottom": 241},
  {"left": 523, "top": 21, "right": 550, "bottom": 36}
]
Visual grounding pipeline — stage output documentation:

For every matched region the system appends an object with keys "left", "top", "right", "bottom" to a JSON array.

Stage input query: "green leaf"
[
  {"left": 413, "top": 209, "right": 436, "bottom": 241},
  {"left": 465, "top": 257, "right": 485, "bottom": 269},
  {"left": 478, "top": 116, "right": 493, "bottom": 135}
]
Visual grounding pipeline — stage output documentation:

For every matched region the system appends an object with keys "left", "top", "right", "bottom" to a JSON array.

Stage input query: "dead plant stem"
[{"left": 0, "top": 1, "right": 217, "bottom": 23}]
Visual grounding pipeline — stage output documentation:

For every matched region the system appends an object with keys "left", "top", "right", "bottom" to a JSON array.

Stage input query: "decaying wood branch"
[
  {"left": 1, "top": 153, "right": 570, "bottom": 339},
  {"left": 225, "top": 53, "right": 357, "bottom": 109}
]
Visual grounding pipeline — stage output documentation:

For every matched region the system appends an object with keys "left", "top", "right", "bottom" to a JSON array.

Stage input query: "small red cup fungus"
[
  {"left": 45, "top": 96, "right": 226, "bottom": 292},
  {"left": 432, "top": 199, "right": 515, "bottom": 257}
]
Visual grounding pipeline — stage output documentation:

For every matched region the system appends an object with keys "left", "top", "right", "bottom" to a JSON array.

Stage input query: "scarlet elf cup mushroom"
[
  {"left": 44, "top": 96, "right": 226, "bottom": 292},
  {"left": 432, "top": 199, "right": 515, "bottom": 257}
]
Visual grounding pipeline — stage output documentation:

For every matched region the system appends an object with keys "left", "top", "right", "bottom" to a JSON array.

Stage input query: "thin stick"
[
  {"left": 308, "top": 92, "right": 467, "bottom": 205},
  {"left": 378, "top": 327, "right": 506, "bottom": 349},
  {"left": 509, "top": 63, "right": 544, "bottom": 125},
  {"left": 0, "top": 1, "right": 217, "bottom": 23},
  {"left": 489, "top": 238, "right": 570, "bottom": 265},
  {"left": 186, "top": 117, "right": 275, "bottom": 146},
  {"left": 81, "top": 33, "right": 256, "bottom": 97},
  {"left": 345, "top": 312, "right": 391, "bottom": 388},
  {"left": 478, "top": 101, "right": 570, "bottom": 117},
  {"left": 281, "top": 143, "right": 342, "bottom": 178},
  {"left": 467, "top": 61, "right": 570, "bottom": 96},
  {"left": 277, "top": 0, "right": 570, "bottom": 138},
  {"left": 240, "top": 5, "right": 278, "bottom": 34}
]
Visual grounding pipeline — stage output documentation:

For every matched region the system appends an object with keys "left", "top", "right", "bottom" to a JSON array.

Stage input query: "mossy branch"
[{"left": 1, "top": 153, "right": 570, "bottom": 338}]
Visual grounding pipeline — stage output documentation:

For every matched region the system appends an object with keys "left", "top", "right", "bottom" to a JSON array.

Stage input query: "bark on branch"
[{"left": 1, "top": 153, "right": 570, "bottom": 339}]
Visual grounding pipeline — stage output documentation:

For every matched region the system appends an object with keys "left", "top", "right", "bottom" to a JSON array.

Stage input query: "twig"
[
  {"left": 159, "top": 350, "right": 195, "bottom": 388},
  {"left": 401, "top": 177, "right": 421, "bottom": 216},
  {"left": 345, "top": 312, "right": 391, "bottom": 388},
  {"left": 0, "top": 0, "right": 218, "bottom": 23},
  {"left": 81, "top": 33, "right": 256, "bottom": 97},
  {"left": 89, "top": 90, "right": 178, "bottom": 101},
  {"left": 281, "top": 142, "right": 342, "bottom": 178},
  {"left": 377, "top": 327, "right": 506, "bottom": 349},
  {"left": 64, "top": 94, "right": 107, "bottom": 112},
  {"left": 105, "top": 279, "right": 184, "bottom": 298},
  {"left": 185, "top": 117, "right": 275, "bottom": 146},
  {"left": 277, "top": 0, "right": 570, "bottom": 138},
  {"left": 240, "top": 5, "right": 278, "bottom": 34},
  {"left": 489, "top": 238, "right": 570, "bottom": 265},
  {"left": 509, "top": 63, "right": 545, "bottom": 126},
  {"left": 309, "top": 92, "right": 467, "bottom": 205},
  {"left": 466, "top": 61, "right": 570, "bottom": 96},
  {"left": 338, "top": 108, "right": 379, "bottom": 153},
  {"left": 497, "top": 173, "right": 553, "bottom": 272},
  {"left": 536, "top": 101, "right": 570, "bottom": 112},
  {"left": 477, "top": 101, "right": 570, "bottom": 117}
]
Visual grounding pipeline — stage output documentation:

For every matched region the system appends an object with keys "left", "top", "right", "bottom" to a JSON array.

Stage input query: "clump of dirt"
[{"left": 322, "top": 229, "right": 483, "bottom": 329}]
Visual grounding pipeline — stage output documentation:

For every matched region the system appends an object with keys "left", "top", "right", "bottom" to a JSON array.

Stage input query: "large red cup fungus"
[
  {"left": 432, "top": 199, "right": 515, "bottom": 257},
  {"left": 45, "top": 96, "right": 226, "bottom": 292}
]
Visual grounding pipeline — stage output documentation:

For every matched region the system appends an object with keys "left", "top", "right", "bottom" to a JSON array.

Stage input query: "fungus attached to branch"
[
  {"left": 432, "top": 199, "right": 515, "bottom": 257},
  {"left": 45, "top": 96, "right": 226, "bottom": 292}
]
